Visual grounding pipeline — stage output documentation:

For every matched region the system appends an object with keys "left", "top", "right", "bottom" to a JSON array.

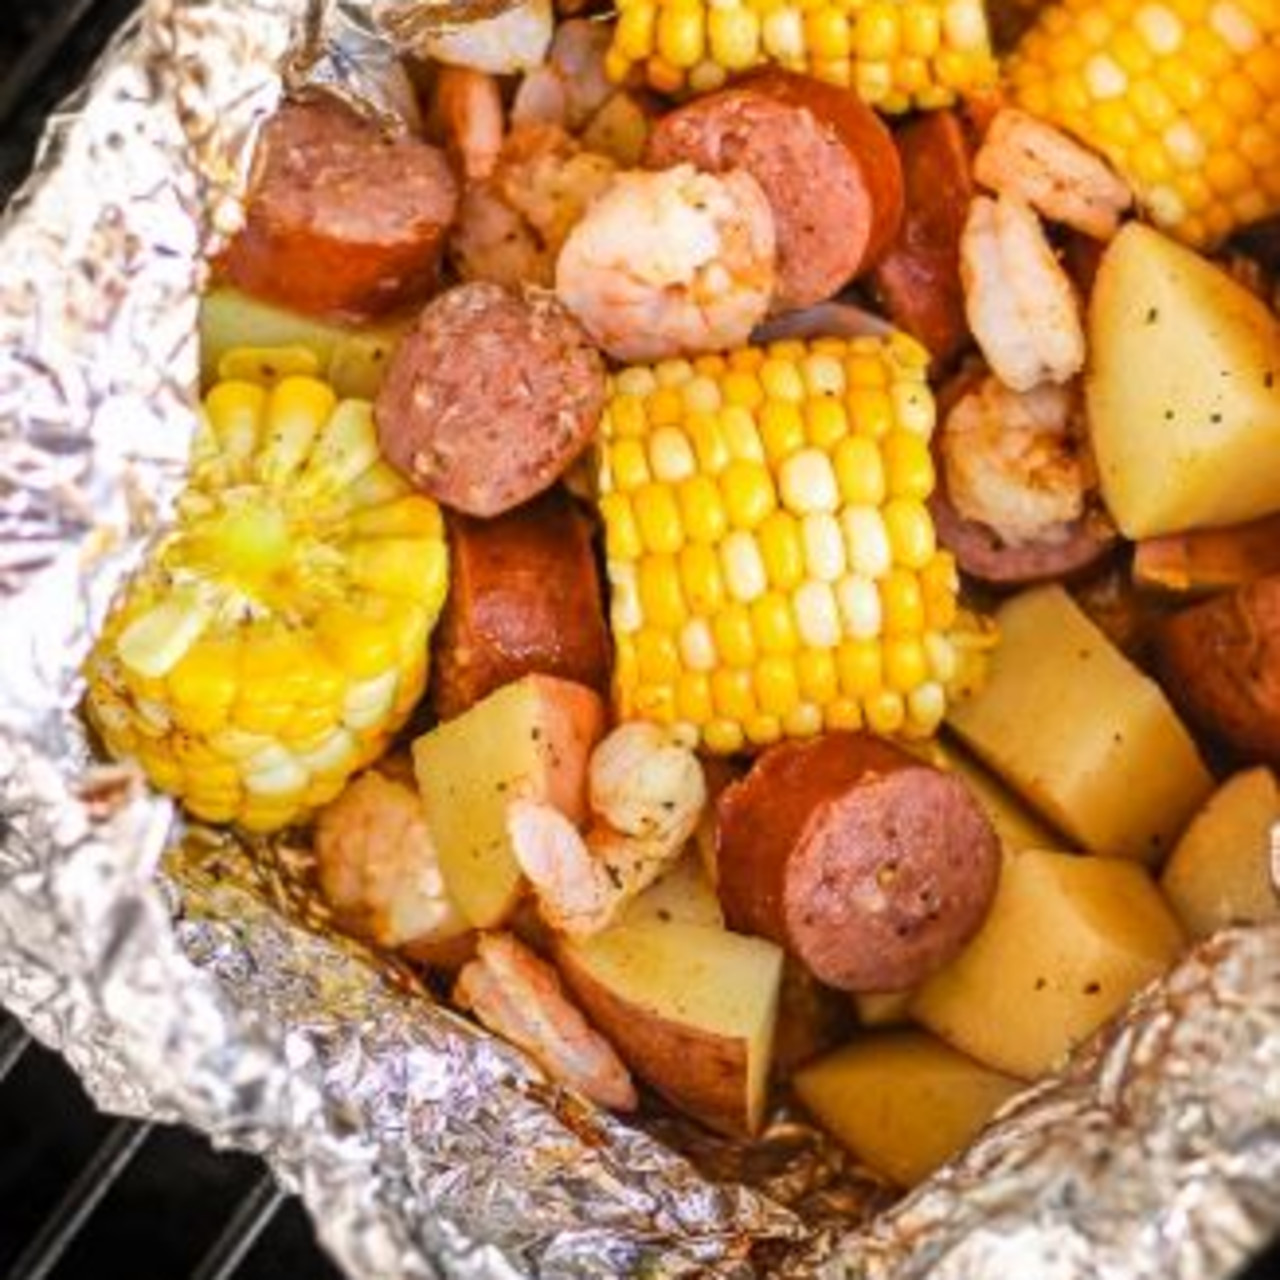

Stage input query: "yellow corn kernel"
[
  {"left": 600, "top": 492, "right": 642, "bottom": 561},
  {"left": 637, "top": 628, "right": 682, "bottom": 683},
  {"left": 679, "top": 617, "right": 718, "bottom": 671},
  {"left": 758, "top": 510, "right": 805, "bottom": 590},
  {"left": 759, "top": 400, "right": 807, "bottom": 462},
  {"left": 634, "top": 482, "right": 685, "bottom": 554},
  {"left": 797, "top": 647, "right": 838, "bottom": 704},
  {"left": 884, "top": 635, "right": 929, "bottom": 692},
  {"left": 779, "top": 448, "right": 839, "bottom": 515},
  {"left": 609, "top": 438, "right": 652, "bottom": 492},
  {"left": 824, "top": 697, "right": 864, "bottom": 732},
  {"left": 837, "top": 638, "right": 882, "bottom": 698},
  {"left": 704, "top": 718, "right": 746, "bottom": 753},
  {"left": 712, "top": 667, "right": 757, "bottom": 720},
  {"left": 750, "top": 592, "right": 798, "bottom": 655},
  {"left": 801, "top": 512, "right": 846, "bottom": 582},
  {"left": 680, "top": 542, "right": 726, "bottom": 614},
  {"left": 720, "top": 405, "right": 766, "bottom": 462},
  {"left": 721, "top": 460, "right": 777, "bottom": 530},
  {"left": 677, "top": 670, "right": 714, "bottom": 723},
  {"left": 794, "top": 580, "right": 842, "bottom": 649},
  {"left": 648, "top": 425, "right": 697, "bottom": 483},
  {"left": 713, "top": 603, "right": 757, "bottom": 667},
  {"left": 167, "top": 640, "right": 240, "bottom": 730},
  {"left": 805, "top": 397, "right": 850, "bottom": 450},
  {"left": 834, "top": 435, "right": 887, "bottom": 507},
  {"left": 880, "top": 568, "right": 925, "bottom": 636},
  {"left": 847, "top": 385, "right": 895, "bottom": 439},
  {"left": 722, "top": 369, "right": 765, "bottom": 410},
  {"left": 721, "top": 530, "right": 768, "bottom": 603},
  {"left": 638, "top": 556, "right": 687, "bottom": 629},
  {"left": 677, "top": 474, "right": 729, "bottom": 544},
  {"left": 709, "top": 6, "right": 762, "bottom": 69},
  {"left": 755, "top": 656, "right": 800, "bottom": 716},
  {"left": 855, "top": 2, "right": 901, "bottom": 59},
  {"left": 865, "top": 688, "right": 907, "bottom": 736},
  {"left": 921, "top": 552, "right": 959, "bottom": 629},
  {"left": 881, "top": 431, "right": 935, "bottom": 500},
  {"left": 658, "top": 3, "right": 706, "bottom": 68},
  {"left": 687, "top": 412, "right": 731, "bottom": 474},
  {"left": 883, "top": 499, "right": 937, "bottom": 570},
  {"left": 616, "top": 3, "right": 658, "bottom": 59}
]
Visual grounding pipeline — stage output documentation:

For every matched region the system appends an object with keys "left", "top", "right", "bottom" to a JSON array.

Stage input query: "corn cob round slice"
[
  {"left": 84, "top": 374, "right": 449, "bottom": 832},
  {"left": 1009, "top": 0, "right": 1280, "bottom": 248},
  {"left": 605, "top": 0, "right": 997, "bottom": 111},
  {"left": 598, "top": 335, "right": 986, "bottom": 755}
]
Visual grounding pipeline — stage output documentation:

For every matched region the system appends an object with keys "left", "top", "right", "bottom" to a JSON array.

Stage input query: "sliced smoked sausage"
[
  {"left": 431, "top": 488, "right": 611, "bottom": 720},
  {"left": 716, "top": 733, "right": 1000, "bottom": 993},
  {"left": 870, "top": 111, "right": 974, "bottom": 369},
  {"left": 646, "top": 70, "right": 904, "bottom": 312},
  {"left": 375, "top": 282, "right": 606, "bottom": 517},
  {"left": 219, "top": 100, "right": 459, "bottom": 320},
  {"left": 1155, "top": 575, "right": 1280, "bottom": 768}
]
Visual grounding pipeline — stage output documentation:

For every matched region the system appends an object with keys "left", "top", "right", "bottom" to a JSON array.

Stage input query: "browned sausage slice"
[
  {"left": 375, "top": 282, "right": 606, "bottom": 517},
  {"left": 870, "top": 111, "right": 974, "bottom": 368},
  {"left": 716, "top": 733, "right": 1000, "bottom": 992},
  {"left": 431, "top": 488, "right": 611, "bottom": 720},
  {"left": 929, "top": 479, "right": 1118, "bottom": 586},
  {"left": 219, "top": 100, "right": 459, "bottom": 321},
  {"left": 1155, "top": 575, "right": 1280, "bottom": 768},
  {"left": 646, "top": 70, "right": 904, "bottom": 312}
]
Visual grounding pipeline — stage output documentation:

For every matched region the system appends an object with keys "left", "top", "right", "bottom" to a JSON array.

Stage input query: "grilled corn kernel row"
[
  {"left": 598, "top": 334, "right": 984, "bottom": 755},
  {"left": 605, "top": 0, "right": 998, "bottom": 110},
  {"left": 84, "top": 372, "right": 449, "bottom": 832},
  {"left": 1010, "top": 0, "right": 1280, "bottom": 247}
]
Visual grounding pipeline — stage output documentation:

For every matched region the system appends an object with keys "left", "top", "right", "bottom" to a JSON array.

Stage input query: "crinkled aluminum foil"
[{"left": 1, "top": 2, "right": 1279, "bottom": 1278}]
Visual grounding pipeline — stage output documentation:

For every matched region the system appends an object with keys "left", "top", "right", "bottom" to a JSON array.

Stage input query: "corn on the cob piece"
[
  {"left": 84, "top": 373, "right": 449, "bottom": 832},
  {"left": 605, "top": 0, "right": 997, "bottom": 110},
  {"left": 598, "top": 335, "right": 988, "bottom": 754},
  {"left": 1009, "top": 0, "right": 1280, "bottom": 248}
]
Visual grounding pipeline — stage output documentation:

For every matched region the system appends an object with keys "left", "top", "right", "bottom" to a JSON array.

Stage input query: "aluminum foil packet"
[{"left": 1, "top": 2, "right": 1279, "bottom": 1277}]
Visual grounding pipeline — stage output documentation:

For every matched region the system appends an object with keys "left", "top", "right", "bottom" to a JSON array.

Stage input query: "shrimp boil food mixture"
[{"left": 75, "top": 0, "right": 1280, "bottom": 1216}]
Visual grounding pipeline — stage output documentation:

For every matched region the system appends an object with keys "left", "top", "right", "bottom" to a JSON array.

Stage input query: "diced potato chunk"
[
  {"left": 1160, "top": 768, "right": 1280, "bottom": 940},
  {"left": 1087, "top": 223, "right": 1280, "bottom": 538},
  {"left": 911, "top": 849, "right": 1185, "bottom": 1079},
  {"left": 619, "top": 851, "right": 724, "bottom": 929},
  {"left": 200, "top": 287, "right": 413, "bottom": 399},
  {"left": 557, "top": 921, "right": 784, "bottom": 1137},
  {"left": 947, "top": 586, "right": 1213, "bottom": 863},
  {"left": 413, "top": 675, "right": 605, "bottom": 927},
  {"left": 795, "top": 1030, "right": 1022, "bottom": 1187}
]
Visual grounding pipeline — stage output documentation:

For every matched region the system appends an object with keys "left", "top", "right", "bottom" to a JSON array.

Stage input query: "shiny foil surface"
[{"left": 1, "top": 2, "right": 1279, "bottom": 1277}]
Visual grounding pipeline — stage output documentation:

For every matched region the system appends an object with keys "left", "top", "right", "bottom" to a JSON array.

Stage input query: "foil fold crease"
[{"left": 0, "top": 2, "right": 1278, "bottom": 1278}]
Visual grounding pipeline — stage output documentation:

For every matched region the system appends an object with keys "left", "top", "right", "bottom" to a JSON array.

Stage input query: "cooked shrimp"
[
  {"left": 556, "top": 164, "right": 777, "bottom": 362},
  {"left": 960, "top": 195, "right": 1085, "bottom": 392},
  {"left": 512, "top": 19, "right": 613, "bottom": 133},
  {"left": 454, "top": 932, "right": 637, "bottom": 1109},
  {"left": 507, "top": 800, "right": 676, "bottom": 936},
  {"left": 423, "top": 0, "right": 553, "bottom": 75},
  {"left": 315, "top": 771, "right": 469, "bottom": 953},
  {"left": 450, "top": 123, "right": 616, "bottom": 288},
  {"left": 509, "top": 723, "right": 707, "bottom": 936},
  {"left": 434, "top": 66, "right": 505, "bottom": 182},
  {"left": 974, "top": 109, "right": 1132, "bottom": 242},
  {"left": 942, "top": 373, "right": 1097, "bottom": 547},
  {"left": 589, "top": 721, "right": 706, "bottom": 846}
]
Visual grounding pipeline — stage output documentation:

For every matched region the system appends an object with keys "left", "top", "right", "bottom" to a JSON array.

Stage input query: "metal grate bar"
[
  {"left": 0, "top": 1020, "right": 31, "bottom": 1086},
  {"left": 6, "top": 1118, "right": 153, "bottom": 1280},
  {"left": 188, "top": 1173, "right": 286, "bottom": 1280},
  {"left": 0, "top": 0, "right": 100, "bottom": 128}
]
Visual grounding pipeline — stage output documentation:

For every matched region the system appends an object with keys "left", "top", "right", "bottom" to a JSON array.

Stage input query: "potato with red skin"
[
  {"left": 1155, "top": 575, "right": 1280, "bottom": 768},
  {"left": 430, "top": 488, "right": 611, "bottom": 720},
  {"left": 219, "top": 100, "right": 458, "bottom": 321},
  {"left": 715, "top": 733, "right": 1001, "bottom": 993}
]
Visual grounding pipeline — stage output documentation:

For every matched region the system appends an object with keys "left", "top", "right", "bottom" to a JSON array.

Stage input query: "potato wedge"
[
  {"left": 947, "top": 586, "right": 1213, "bottom": 864},
  {"left": 1087, "top": 223, "right": 1280, "bottom": 538},
  {"left": 557, "top": 921, "right": 784, "bottom": 1137},
  {"left": 795, "top": 1030, "right": 1022, "bottom": 1187},
  {"left": 911, "top": 849, "right": 1185, "bottom": 1079},
  {"left": 413, "top": 675, "right": 605, "bottom": 927},
  {"left": 1161, "top": 768, "right": 1280, "bottom": 940},
  {"left": 200, "top": 286, "right": 413, "bottom": 399}
]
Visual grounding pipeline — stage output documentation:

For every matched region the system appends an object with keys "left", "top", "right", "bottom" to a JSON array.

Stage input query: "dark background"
[{"left": 0, "top": 2, "right": 1278, "bottom": 1278}]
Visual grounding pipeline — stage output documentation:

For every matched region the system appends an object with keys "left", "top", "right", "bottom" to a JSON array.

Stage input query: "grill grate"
[{"left": 2, "top": 4, "right": 1280, "bottom": 1280}]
